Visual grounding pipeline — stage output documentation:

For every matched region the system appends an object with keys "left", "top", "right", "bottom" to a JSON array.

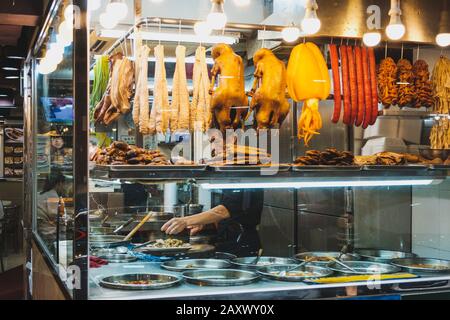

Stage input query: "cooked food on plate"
[
  {"left": 294, "top": 148, "right": 354, "bottom": 166},
  {"left": 150, "top": 238, "right": 189, "bottom": 248}
]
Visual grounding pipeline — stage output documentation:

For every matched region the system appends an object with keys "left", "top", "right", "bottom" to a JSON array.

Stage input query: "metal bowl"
[
  {"left": 230, "top": 257, "right": 298, "bottom": 270},
  {"left": 99, "top": 273, "right": 181, "bottom": 290},
  {"left": 97, "top": 254, "right": 137, "bottom": 263},
  {"left": 356, "top": 249, "right": 417, "bottom": 263},
  {"left": 182, "top": 269, "right": 260, "bottom": 286},
  {"left": 419, "top": 148, "right": 450, "bottom": 161},
  {"left": 257, "top": 264, "right": 333, "bottom": 282},
  {"left": 328, "top": 261, "right": 401, "bottom": 275},
  {"left": 294, "top": 252, "right": 361, "bottom": 266},
  {"left": 161, "top": 259, "right": 231, "bottom": 272},
  {"left": 391, "top": 258, "right": 450, "bottom": 274}
]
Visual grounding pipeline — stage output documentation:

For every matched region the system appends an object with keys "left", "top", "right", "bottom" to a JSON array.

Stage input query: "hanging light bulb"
[
  {"left": 233, "top": 0, "right": 250, "bottom": 6},
  {"left": 58, "top": 20, "right": 73, "bottom": 44},
  {"left": 436, "top": 33, "right": 450, "bottom": 47},
  {"left": 282, "top": 25, "right": 300, "bottom": 43},
  {"left": 106, "top": 0, "right": 128, "bottom": 21},
  {"left": 194, "top": 21, "right": 212, "bottom": 37},
  {"left": 386, "top": 0, "right": 405, "bottom": 40},
  {"left": 436, "top": 9, "right": 449, "bottom": 47},
  {"left": 301, "top": 0, "right": 321, "bottom": 35},
  {"left": 46, "top": 43, "right": 64, "bottom": 65},
  {"left": 363, "top": 32, "right": 382, "bottom": 47},
  {"left": 90, "top": 0, "right": 102, "bottom": 11},
  {"left": 64, "top": 4, "right": 75, "bottom": 21},
  {"left": 57, "top": 31, "right": 73, "bottom": 47},
  {"left": 100, "top": 12, "right": 118, "bottom": 29},
  {"left": 207, "top": 0, "right": 227, "bottom": 30},
  {"left": 38, "top": 58, "right": 57, "bottom": 75}
]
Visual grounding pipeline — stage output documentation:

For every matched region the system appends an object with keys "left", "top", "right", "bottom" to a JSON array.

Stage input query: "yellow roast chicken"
[
  {"left": 249, "top": 48, "right": 290, "bottom": 130},
  {"left": 209, "top": 44, "right": 249, "bottom": 132}
]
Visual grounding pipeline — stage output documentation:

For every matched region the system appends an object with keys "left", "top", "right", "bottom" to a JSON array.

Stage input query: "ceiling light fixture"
[
  {"left": 2, "top": 67, "right": 19, "bottom": 71},
  {"left": 100, "top": 29, "right": 238, "bottom": 44},
  {"left": 363, "top": 32, "right": 382, "bottom": 47},
  {"left": 106, "top": 0, "right": 128, "bottom": 22},
  {"left": 100, "top": 12, "right": 119, "bottom": 29},
  {"left": 301, "top": 0, "right": 321, "bottom": 35},
  {"left": 207, "top": 0, "right": 227, "bottom": 30},
  {"left": 436, "top": 8, "right": 449, "bottom": 47},
  {"left": 6, "top": 56, "right": 25, "bottom": 60},
  {"left": 386, "top": 0, "right": 405, "bottom": 40},
  {"left": 281, "top": 25, "right": 301, "bottom": 43},
  {"left": 194, "top": 21, "right": 212, "bottom": 37},
  {"left": 5, "top": 76, "right": 19, "bottom": 80}
]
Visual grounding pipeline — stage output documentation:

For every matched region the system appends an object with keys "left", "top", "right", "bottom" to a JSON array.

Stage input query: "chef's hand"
[
  {"left": 188, "top": 224, "right": 204, "bottom": 236},
  {"left": 161, "top": 217, "right": 188, "bottom": 235}
]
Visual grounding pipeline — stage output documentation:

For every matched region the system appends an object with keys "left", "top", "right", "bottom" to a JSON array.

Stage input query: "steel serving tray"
[
  {"left": 391, "top": 258, "right": 450, "bottom": 274},
  {"left": 182, "top": 269, "right": 260, "bottom": 286},
  {"left": 362, "top": 165, "right": 428, "bottom": 171},
  {"left": 230, "top": 257, "right": 298, "bottom": 270},
  {"left": 161, "top": 259, "right": 231, "bottom": 272},
  {"left": 328, "top": 261, "right": 401, "bottom": 275},
  {"left": 95, "top": 164, "right": 208, "bottom": 172},
  {"left": 210, "top": 164, "right": 291, "bottom": 172},
  {"left": 257, "top": 264, "right": 333, "bottom": 282},
  {"left": 356, "top": 249, "right": 417, "bottom": 264},
  {"left": 97, "top": 254, "right": 138, "bottom": 263},
  {"left": 294, "top": 252, "right": 361, "bottom": 266},
  {"left": 99, "top": 273, "right": 182, "bottom": 290},
  {"left": 292, "top": 165, "right": 362, "bottom": 172},
  {"left": 133, "top": 242, "right": 192, "bottom": 255}
]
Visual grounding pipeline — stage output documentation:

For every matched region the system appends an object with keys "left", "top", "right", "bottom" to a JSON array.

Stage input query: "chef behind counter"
[{"left": 162, "top": 189, "right": 263, "bottom": 257}]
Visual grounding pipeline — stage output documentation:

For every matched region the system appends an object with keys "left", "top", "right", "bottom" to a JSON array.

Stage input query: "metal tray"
[
  {"left": 363, "top": 165, "right": 428, "bottom": 171},
  {"left": 133, "top": 242, "right": 192, "bottom": 255},
  {"left": 99, "top": 273, "right": 182, "bottom": 290},
  {"left": 210, "top": 164, "right": 291, "bottom": 172},
  {"left": 294, "top": 252, "right": 361, "bottom": 266},
  {"left": 161, "top": 259, "right": 231, "bottom": 272},
  {"left": 428, "top": 165, "right": 450, "bottom": 170},
  {"left": 328, "top": 261, "right": 401, "bottom": 275},
  {"left": 391, "top": 258, "right": 450, "bottom": 274},
  {"left": 97, "top": 254, "right": 138, "bottom": 263},
  {"left": 90, "top": 235, "right": 130, "bottom": 248},
  {"left": 230, "top": 257, "right": 298, "bottom": 270},
  {"left": 356, "top": 249, "right": 417, "bottom": 263},
  {"left": 95, "top": 164, "right": 208, "bottom": 172},
  {"left": 182, "top": 269, "right": 260, "bottom": 286},
  {"left": 292, "top": 165, "right": 361, "bottom": 172},
  {"left": 257, "top": 264, "right": 333, "bottom": 282}
]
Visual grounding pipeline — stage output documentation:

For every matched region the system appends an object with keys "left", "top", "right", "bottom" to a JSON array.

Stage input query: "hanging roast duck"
[{"left": 209, "top": 44, "right": 249, "bottom": 132}]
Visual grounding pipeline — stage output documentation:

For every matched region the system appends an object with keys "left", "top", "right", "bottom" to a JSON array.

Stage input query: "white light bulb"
[
  {"left": 282, "top": 26, "right": 300, "bottom": 43},
  {"left": 100, "top": 12, "right": 118, "bottom": 29},
  {"left": 64, "top": 4, "right": 74, "bottom": 21},
  {"left": 386, "top": 23, "right": 405, "bottom": 40},
  {"left": 38, "top": 59, "right": 57, "bottom": 75},
  {"left": 194, "top": 21, "right": 212, "bottom": 37},
  {"left": 363, "top": 32, "right": 382, "bottom": 47},
  {"left": 89, "top": 0, "right": 102, "bottom": 11},
  {"left": 233, "top": 0, "right": 251, "bottom": 6},
  {"left": 57, "top": 31, "right": 73, "bottom": 47},
  {"left": 301, "top": 17, "right": 321, "bottom": 35},
  {"left": 58, "top": 20, "right": 73, "bottom": 36},
  {"left": 207, "top": 12, "right": 227, "bottom": 30},
  {"left": 107, "top": 1, "right": 128, "bottom": 21},
  {"left": 436, "top": 33, "right": 450, "bottom": 47},
  {"left": 46, "top": 46, "right": 64, "bottom": 65}
]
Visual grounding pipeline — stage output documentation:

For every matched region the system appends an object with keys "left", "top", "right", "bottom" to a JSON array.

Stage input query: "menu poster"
[{"left": 4, "top": 125, "right": 24, "bottom": 178}]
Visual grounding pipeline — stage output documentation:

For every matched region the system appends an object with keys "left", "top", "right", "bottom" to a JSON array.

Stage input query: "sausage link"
[
  {"left": 354, "top": 47, "right": 365, "bottom": 127},
  {"left": 330, "top": 44, "right": 342, "bottom": 123},
  {"left": 340, "top": 45, "right": 351, "bottom": 125}
]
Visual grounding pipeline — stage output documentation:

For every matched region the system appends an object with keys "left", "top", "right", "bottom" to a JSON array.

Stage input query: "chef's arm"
[{"left": 185, "top": 205, "right": 230, "bottom": 226}]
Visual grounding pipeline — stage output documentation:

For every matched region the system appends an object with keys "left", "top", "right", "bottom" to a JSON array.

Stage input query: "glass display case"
[{"left": 24, "top": 0, "right": 450, "bottom": 300}]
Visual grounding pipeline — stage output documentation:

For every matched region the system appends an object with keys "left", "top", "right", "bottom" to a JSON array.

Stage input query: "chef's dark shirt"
[{"left": 215, "top": 189, "right": 264, "bottom": 256}]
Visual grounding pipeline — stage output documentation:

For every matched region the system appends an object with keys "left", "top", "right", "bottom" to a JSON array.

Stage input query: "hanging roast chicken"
[
  {"left": 249, "top": 48, "right": 290, "bottom": 130},
  {"left": 209, "top": 44, "right": 249, "bottom": 132}
]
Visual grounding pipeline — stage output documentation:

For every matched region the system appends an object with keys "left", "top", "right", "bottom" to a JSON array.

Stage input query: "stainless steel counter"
[{"left": 88, "top": 261, "right": 450, "bottom": 300}]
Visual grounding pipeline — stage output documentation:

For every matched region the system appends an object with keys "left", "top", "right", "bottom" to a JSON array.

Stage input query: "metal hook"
[
  {"left": 417, "top": 44, "right": 420, "bottom": 61},
  {"left": 158, "top": 18, "right": 162, "bottom": 45},
  {"left": 340, "top": 38, "right": 343, "bottom": 46},
  {"left": 346, "top": 38, "right": 349, "bottom": 46},
  {"left": 330, "top": 37, "right": 333, "bottom": 45},
  {"left": 261, "top": 25, "right": 266, "bottom": 48},
  {"left": 385, "top": 41, "right": 388, "bottom": 58},
  {"left": 400, "top": 43, "right": 404, "bottom": 60}
]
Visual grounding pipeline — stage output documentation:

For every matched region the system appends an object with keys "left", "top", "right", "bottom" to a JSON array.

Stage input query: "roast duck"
[
  {"left": 93, "top": 53, "right": 135, "bottom": 126},
  {"left": 249, "top": 48, "right": 290, "bottom": 130},
  {"left": 209, "top": 44, "right": 249, "bottom": 132}
]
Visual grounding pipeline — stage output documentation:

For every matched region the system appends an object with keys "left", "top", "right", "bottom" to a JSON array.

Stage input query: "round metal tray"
[
  {"left": 391, "top": 258, "right": 450, "bottom": 274},
  {"left": 161, "top": 259, "right": 231, "bottom": 272},
  {"left": 294, "top": 252, "right": 361, "bottom": 266},
  {"left": 356, "top": 249, "right": 417, "bottom": 263},
  {"left": 328, "top": 261, "right": 401, "bottom": 275},
  {"left": 99, "top": 273, "right": 182, "bottom": 290},
  {"left": 133, "top": 241, "right": 192, "bottom": 255},
  {"left": 230, "top": 257, "right": 298, "bottom": 270},
  {"left": 97, "top": 254, "right": 138, "bottom": 263},
  {"left": 182, "top": 269, "right": 260, "bottom": 286},
  {"left": 257, "top": 264, "right": 333, "bottom": 282}
]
